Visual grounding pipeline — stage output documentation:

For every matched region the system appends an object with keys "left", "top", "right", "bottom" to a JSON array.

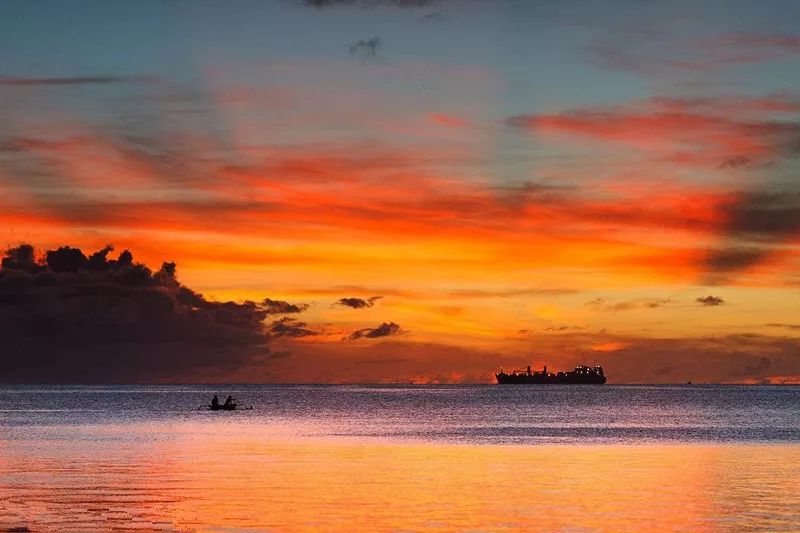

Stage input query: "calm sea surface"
[{"left": 1, "top": 384, "right": 799, "bottom": 531}]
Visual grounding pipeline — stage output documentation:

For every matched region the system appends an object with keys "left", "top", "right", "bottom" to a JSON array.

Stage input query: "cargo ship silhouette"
[{"left": 496, "top": 365, "right": 606, "bottom": 384}]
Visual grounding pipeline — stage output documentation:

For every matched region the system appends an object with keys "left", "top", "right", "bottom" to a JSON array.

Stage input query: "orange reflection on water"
[{"left": 2, "top": 424, "right": 799, "bottom": 532}]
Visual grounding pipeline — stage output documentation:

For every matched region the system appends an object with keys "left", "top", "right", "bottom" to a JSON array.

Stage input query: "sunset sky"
[{"left": 1, "top": 0, "right": 798, "bottom": 383}]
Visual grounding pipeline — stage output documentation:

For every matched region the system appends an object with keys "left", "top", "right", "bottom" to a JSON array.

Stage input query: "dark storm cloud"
[
  {"left": 0, "top": 76, "right": 155, "bottom": 86},
  {"left": 262, "top": 298, "right": 310, "bottom": 314},
  {"left": 335, "top": 296, "right": 383, "bottom": 309},
  {"left": 0, "top": 244, "right": 272, "bottom": 383},
  {"left": 349, "top": 321, "right": 403, "bottom": 340},
  {"left": 696, "top": 295, "right": 725, "bottom": 306},
  {"left": 349, "top": 37, "right": 381, "bottom": 59}
]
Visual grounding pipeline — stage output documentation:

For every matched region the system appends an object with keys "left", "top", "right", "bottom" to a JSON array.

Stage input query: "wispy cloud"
[
  {"left": 589, "top": 32, "right": 800, "bottom": 77},
  {"left": 585, "top": 297, "right": 672, "bottom": 311},
  {"left": 765, "top": 323, "right": 800, "bottom": 330},
  {"left": 0, "top": 75, "right": 155, "bottom": 86},
  {"left": 507, "top": 96, "right": 800, "bottom": 168}
]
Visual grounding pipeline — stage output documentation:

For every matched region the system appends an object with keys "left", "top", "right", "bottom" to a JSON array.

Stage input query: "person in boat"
[
  {"left": 211, "top": 395, "right": 220, "bottom": 409},
  {"left": 223, "top": 395, "right": 235, "bottom": 408}
]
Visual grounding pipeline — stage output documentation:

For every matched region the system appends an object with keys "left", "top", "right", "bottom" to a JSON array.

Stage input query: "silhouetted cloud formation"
[
  {"left": 268, "top": 317, "right": 319, "bottom": 337},
  {"left": 0, "top": 244, "right": 272, "bottom": 383},
  {"left": 349, "top": 37, "right": 381, "bottom": 59},
  {"left": 335, "top": 296, "right": 382, "bottom": 309},
  {"left": 697, "top": 295, "right": 725, "bottom": 306},
  {"left": 262, "top": 298, "right": 310, "bottom": 314},
  {"left": 0, "top": 243, "right": 37, "bottom": 271},
  {"left": 349, "top": 321, "right": 403, "bottom": 340}
]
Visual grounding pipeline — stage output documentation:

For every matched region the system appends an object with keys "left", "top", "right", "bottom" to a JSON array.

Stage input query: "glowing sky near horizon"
[{"left": 0, "top": 0, "right": 798, "bottom": 383}]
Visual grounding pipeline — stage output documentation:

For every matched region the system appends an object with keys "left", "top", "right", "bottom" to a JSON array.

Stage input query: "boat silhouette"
[
  {"left": 209, "top": 403, "right": 237, "bottom": 411},
  {"left": 205, "top": 403, "right": 253, "bottom": 411},
  {"left": 206, "top": 394, "right": 253, "bottom": 411},
  {"left": 496, "top": 365, "right": 606, "bottom": 384}
]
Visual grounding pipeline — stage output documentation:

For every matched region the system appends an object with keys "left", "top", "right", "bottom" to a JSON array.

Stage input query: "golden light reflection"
[{"left": 3, "top": 425, "right": 799, "bottom": 532}]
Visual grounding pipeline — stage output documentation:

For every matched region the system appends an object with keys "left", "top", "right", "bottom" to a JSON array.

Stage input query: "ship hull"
[{"left": 495, "top": 373, "right": 606, "bottom": 384}]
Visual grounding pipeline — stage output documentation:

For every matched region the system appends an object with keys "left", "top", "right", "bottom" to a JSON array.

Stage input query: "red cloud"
[
  {"left": 508, "top": 96, "right": 800, "bottom": 167},
  {"left": 427, "top": 113, "right": 468, "bottom": 128}
]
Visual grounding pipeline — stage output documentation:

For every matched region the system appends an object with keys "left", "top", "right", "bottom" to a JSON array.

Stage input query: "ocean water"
[{"left": 1, "top": 384, "right": 799, "bottom": 531}]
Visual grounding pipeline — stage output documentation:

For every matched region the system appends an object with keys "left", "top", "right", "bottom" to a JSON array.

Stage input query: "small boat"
[
  {"left": 206, "top": 403, "right": 253, "bottom": 411},
  {"left": 209, "top": 403, "right": 237, "bottom": 411}
]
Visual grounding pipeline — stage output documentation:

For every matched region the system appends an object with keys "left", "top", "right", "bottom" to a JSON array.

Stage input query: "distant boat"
[
  {"left": 207, "top": 404, "right": 253, "bottom": 411},
  {"left": 209, "top": 403, "right": 238, "bottom": 411},
  {"left": 496, "top": 365, "right": 607, "bottom": 384}
]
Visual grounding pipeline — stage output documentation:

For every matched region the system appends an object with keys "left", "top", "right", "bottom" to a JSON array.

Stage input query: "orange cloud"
[
  {"left": 2, "top": 130, "right": 784, "bottom": 289},
  {"left": 590, "top": 342, "right": 629, "bottom": 352}
]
